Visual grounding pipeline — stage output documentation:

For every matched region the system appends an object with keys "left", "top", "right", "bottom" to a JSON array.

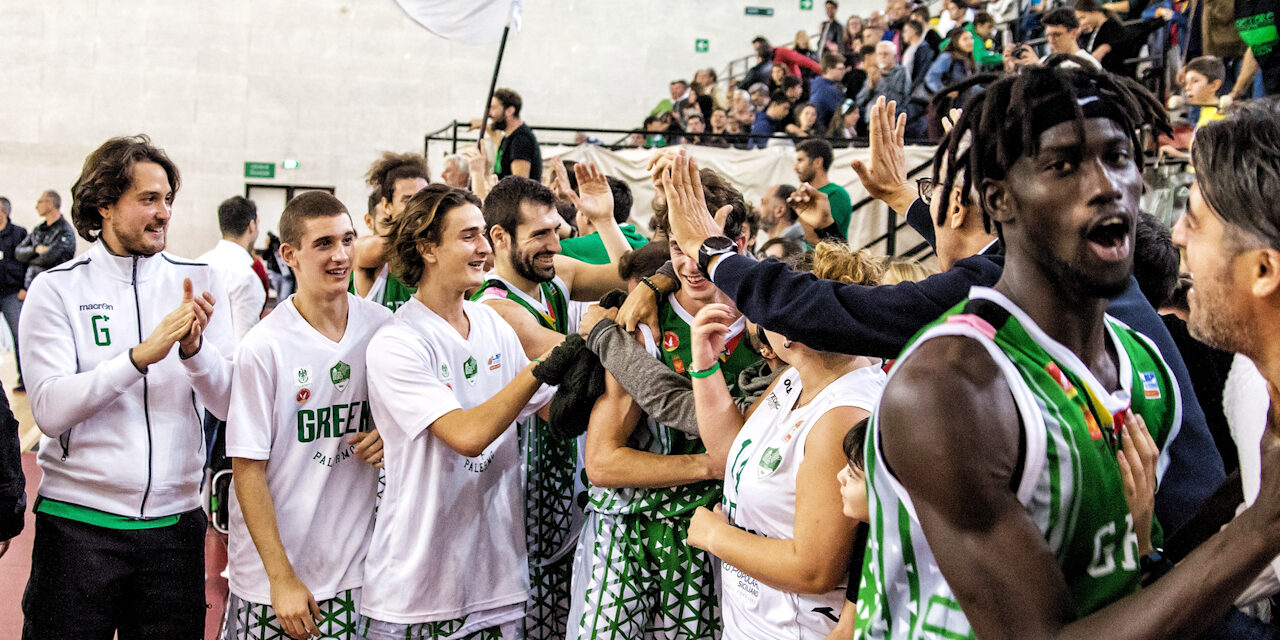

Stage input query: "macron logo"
[{"left": 79, "top": 303, "right": 114, "bottom": 311}]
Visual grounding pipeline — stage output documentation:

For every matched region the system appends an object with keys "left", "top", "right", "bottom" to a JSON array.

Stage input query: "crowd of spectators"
[{"left": 636, "top": 0, "right": 1277, "bottom": 148}]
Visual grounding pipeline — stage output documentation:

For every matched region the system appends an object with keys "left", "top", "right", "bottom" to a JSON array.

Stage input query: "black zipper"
[{"left": 133, "top": 256, "right": 155, "bottom": 517}]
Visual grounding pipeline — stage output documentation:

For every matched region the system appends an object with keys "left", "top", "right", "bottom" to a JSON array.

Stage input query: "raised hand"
[
  {"left": 132, "top": 284, "right": 198, "bottom": 371},
  {"left": 788, "top": 183, "right": 835, "bottom": 231},
  {"left": 850, "top": 96, "right": 914, "bottom": 214},
  {"left": 569, "top": 162, "right": 615, "bottom": 224},
  {"left": 548, "top": 156, "right": 575, "bottom": 202},
  {"left": 661, "top": 151, "right": 723, "bottom": 253}
]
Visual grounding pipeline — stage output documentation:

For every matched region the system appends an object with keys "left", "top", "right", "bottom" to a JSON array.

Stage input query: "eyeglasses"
[{"left": 916, "top": 177, "right": 936, "bottom": 205}]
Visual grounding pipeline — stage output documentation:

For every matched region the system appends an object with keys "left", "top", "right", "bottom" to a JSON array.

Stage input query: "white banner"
[{"left": 394, "top": 0, "right": 521, "bottom": 44}]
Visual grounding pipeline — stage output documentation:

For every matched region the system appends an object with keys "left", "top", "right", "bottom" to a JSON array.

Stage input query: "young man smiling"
[
  {"left": 222, "top": 192, "right": 389, "bottom": 640},
  {"left": 20, "top": 135, "right": 234, "bottom": 639}
]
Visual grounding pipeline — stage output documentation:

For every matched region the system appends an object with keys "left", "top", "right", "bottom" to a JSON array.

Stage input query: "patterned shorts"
[
  {"left": 222, "top": 588, "right": 362, "bottom": 640},
  {"left": 358, "top": 613, "right": 519, "bottom": 640}
]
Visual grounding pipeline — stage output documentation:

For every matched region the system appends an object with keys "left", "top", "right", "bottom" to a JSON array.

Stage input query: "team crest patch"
[
  {"left": 488, "top": 353, "right": 502, "bottom": 371},
  {"left": 663, "top": 331, "right": 680, "bottom": 352},
  {"left": 463, "top": 356, "right": 478, "bottom": 385},
  {"left": 758, "top": 447, "right": 782, "bottom": 478},
  {"left": 296, "top": 388, "right": 311, "bottom": 403},
  {"left": 330, "top": 361, "right": 351, "bottom": 392},
  {"left": 295, "top": 366, "right": 312, "bottom": 386},
  {"left": 1140, "top": 372, "right": 1162, "bottom": 399}
]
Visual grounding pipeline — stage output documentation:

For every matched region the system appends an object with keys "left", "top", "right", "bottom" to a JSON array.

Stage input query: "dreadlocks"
[{"left": 929, "top": 61, "right": 1168, "bottom": 231}]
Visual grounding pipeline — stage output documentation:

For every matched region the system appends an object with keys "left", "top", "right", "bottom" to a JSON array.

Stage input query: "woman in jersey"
[
  {"left": 359, "top": 185, "right": 555, "bottom": 640},
  {"left": 685, "top": 242, "right": 889, "bottom": 639}
]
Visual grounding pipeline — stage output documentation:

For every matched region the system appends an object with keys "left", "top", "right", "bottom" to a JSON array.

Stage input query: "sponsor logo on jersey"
[
  {"left": 330, "top": 361, "right": 351, "bottom": 392},
  {"left": 79, "top": 303, "right": 115, "bottom": 311},
  {"left": 90, "top": 315, "right": 111, "bottom": 347},
  {"left": 765, "top": 392, "right": 780, "bottom": 411},
  {"left": 463, "top": 446, "right": 495, "bottom": 473},
  {"left": 488, "top": 353, "right": 502, "bottom": 371},
  {"left": 1140, "top": 371, "right": 1161, "bottom": 399},
  {"left": 295, "top": 366, "right": 313, "bottom": 386},
  {"left": 757, "top": 446, "right": 782, "bottom": 478},
  {"left": 662, "top": 331, "right": 679, "bottom": 352},
  {"left": 672, "top": 355, "right": 686, "bottom": 374},
  {"left": 463, "top": 356, "right": 478, "bottom": 385},
  {"left": 296, "top": 400, "right": 370, "bottom": 443},
  {"left": 296, "top": 388, "right": 311, "bottom": 403}
]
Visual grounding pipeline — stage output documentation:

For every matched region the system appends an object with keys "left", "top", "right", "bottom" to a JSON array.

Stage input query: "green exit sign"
[
  {"left": 800, "top": 0, "right": 814, "bottom": 8},
  {"left": 745, "top": 6, "right": 774, "bottom": 16},
  {"left": 695, "top": 38, "right": 709, "bottom": 52},
  {"left": 244, "top": 162, "right": 275, "bottom": 178}
]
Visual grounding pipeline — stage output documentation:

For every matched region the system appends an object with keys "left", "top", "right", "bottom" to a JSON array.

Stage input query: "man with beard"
[
  {"left": 19, "top": 135, "right": 234, "bottom": 639},
  {"left": 470, "top": 172, "right": 629, "bottom": 640},
  {"left": 796, "top": 138, "right": 852, "bottom": 241},
  {"left": 489, "top": 88, "right": 542, "bottom": 181},
  {"left": 354, "top": 152, "right": 429, "bottom": 310},
  {"left": 1173, "top": 97, "right": 1280, "bottom": 625}
]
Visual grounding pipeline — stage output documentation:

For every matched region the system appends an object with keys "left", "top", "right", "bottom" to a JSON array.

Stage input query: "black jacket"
[
  {"left": 0, "top": 222, "right": 28, "bottom": 296},
  {"left": 16, "top": 216, "right": 76, "bottom": 289},
  {"left": 0, "top": 387, "right": 25, "bottom": 541}
]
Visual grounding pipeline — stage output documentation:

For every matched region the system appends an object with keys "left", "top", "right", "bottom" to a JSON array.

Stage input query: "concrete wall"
[{"left": 0, "top": 0, "right": 878, "bottom": 258}]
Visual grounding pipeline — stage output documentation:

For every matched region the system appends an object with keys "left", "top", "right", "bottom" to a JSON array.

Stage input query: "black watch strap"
[{"left": 697, "top": 236, "right": 735, "bottom": 277}]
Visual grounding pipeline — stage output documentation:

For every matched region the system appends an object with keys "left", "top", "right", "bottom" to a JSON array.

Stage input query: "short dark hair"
[
  {"left": 494, "top": 87, "right": 523, "bottom": 117},
  {"left": 671, "top": 79, "right": 689, "bottom": 87},
  {"left": 1073, "top": 0, "right": 1106, "bottom": 13},
  {"left": 843, "top": 416, "right": 871, "bottom": 470},
  {"left": 974, "top": 11, "right": 995, "bottom": 26},
  {"left": 365, "top": 152, "right": 429, "bottom": 204},
  {"left": 821, "top": 51, "right": 846, "bottom": 72},
  {"left": 1184, "top": 56, "right": 1226, "bottom": 85},
  {"left": 367, "top": 190, "right": 380, "bottom": 215},
  {"left": 797, "top": 138, "right": 835, "bottom": 172},
  {"left": 388, "top": 185, "right": 482, "bottom": 286},
  {"left": 618, "top": 240, "right": 670, "bottom": 281},
  {"left": 482, "top": 176, "right": 557, "bottom": 240},
  {"left": 903, "top": 19, "right": 925, "bottom": 37},
  {"left": 279, "top": 191, "right": 348, "bottom": 247},
  {"left": 759, "top": 236, "right": 804, "bottom": 259},
  {"left": 775, "top": 184, "right": 799, "bottom": 222},
  {"left": 826, "top": 0, "right": 839, "bottom": 7},
  {"left": 781, "top": 75, "right": 804, "bottom": 92},
  {"left": 1193, "top": 96, "right": 1280, "bottom": 251},
  {"left": 1041, "top": 8, "right": 1080, "bottom": 29},
  {"left": 860, "top": 43, "right": 879, "bottom": 57},
  {"left": 0, "top": 197, "right": 10, "bottom": 215},
  {"left": 911, "top": 6, "right": 931, "bottom": 21},
  {"left": 608, "top": 176, "right": 633, "bottom": 224},
  {"left": 43, "top": 190, "right": 62, "bottom": 210},
  {"left": 1133, "top": 212, "right": 1180, "bottom": 309},
  {"left": 71, "top": 134, "right": 181, "bottom": 242},
  {"left": 217, "top": 195, "right": 257, "bottom": 237},
  {"left": 769, "top": 89, "right": 791, "bottom": 107}
]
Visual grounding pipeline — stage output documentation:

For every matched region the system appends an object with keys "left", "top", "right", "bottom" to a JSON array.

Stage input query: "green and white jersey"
[
  {"left": 855, "top": 287, "right": 1180, "bottom": 640},
  {"left": 587, "top": 295, "right": 762, "bottom": 517},
  {"left": 225, "top": 294, "right": 392, "bottom": 605},
  {"left": 365, "top": 265, "right": 416, "bottom": 312},
  {"left": 471, "top": 272, "right": 570, "bottom": 334}
]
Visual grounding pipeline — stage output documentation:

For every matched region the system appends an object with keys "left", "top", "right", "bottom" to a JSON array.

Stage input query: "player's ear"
[
  {"left": 981, "top": 178, "right": 1012, "bottom": 226},
  {"left": 1250, "top": 247, "right": 1280, "bottom": 299}
]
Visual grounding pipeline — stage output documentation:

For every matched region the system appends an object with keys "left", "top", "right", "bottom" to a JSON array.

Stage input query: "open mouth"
[
  {"left": 326, "top": 266, "right": 349, "bottom": 278},
  {"left": 467, "top": 258, "right": 487, "bottom": 271},
  {"left": 682, "top": 272, "right": 708, "bottom": 287},
  {"left": 1084, "top": 214, "right": 1132, "bottom": 262}
]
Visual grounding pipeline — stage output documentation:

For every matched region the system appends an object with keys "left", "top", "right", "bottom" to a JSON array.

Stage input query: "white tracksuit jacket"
[{"left": 20, "top": 241, "right": 235, "bottom": 519}]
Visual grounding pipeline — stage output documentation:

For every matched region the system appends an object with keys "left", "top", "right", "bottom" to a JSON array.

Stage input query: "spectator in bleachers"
[
  {"left": 786, "top": 103, "right": 822, "bottom": 138},
  {"left": 795, "top": 138, "right": 853, "bottom": 241},
  {"left": 1160, "top": 56, "right": 1227, "bottom": 158},
  {"left": 1075, "top": 0, "right": 1143, "bottom": 77},
  {"left": 883, "top": 0, "right": 910, "bottom": 52},
  {"left": 749, "top": 82, "right": 771, "bottom": 111},
  {"left": 774, "top": 38, "right": 824, "bottom": 77},
  {"left": 810, "top": 52, "right": 849, "bottom": 131},
  {"left": 926, "top": 28, "right": 977, "bottom": 96},
  {"left": 782, "top": 74, "right": 805, "bottom": 102},
  {"left": 861, "top": 25, "right": 887, "bottom": 48},
  {"left": 911, "top": 6, "right": 944, "bottom": 51},
  {"left": 819, "top": 0, "right": 846, "bottom": 52},
  {"left": 0, "top": 198, "right": 26, "bottom": 393},
  {"left": 1227, "top": 0, "right": 1280, "bottom": 98},
  {"left": 842, "top": 15, "right": 865, "bottom": 57},
  {"left": 937, "top": 0, "right": 976, "bottom": 37},
  {"left": 739, "top": 37, "right": 775, "bottom": 91},
  {"left": 843, "top": 44, "right": 876, "bottom": 98},
  {"left": 684, "top": 114, "right": 707, "bottom": 146},
  {"left": 967, "top": 11, "right": 1006, "bottom": 69},
  {"left": 439, "top": 154, "right": 470, "bottom": 189},
  {"left": 689, "top": 81, "right": 715, "bottom": 122},
  {"left": 706, "top": 108, "right": 734, "bottom": 147},
  {"left": 1006, "top": 8, "right": 1102, "bottom": 69},
  {"left": 668, "top": 79, "right": 695, "bottom": 126},
  {"left": 793, "top": 30, "right": 819, "bottom": 62},
  {"left": 759, "top": 236, "right": 805, "bottom": 260},
  {"left": 827, "top": 99, "right": 862, "bottom": 141},
  {"left": 902, "top": 20, "right": 937, "bottom": 111},
  {"left": 768, "top": 64, "right": 789, "bottom": 93},
  {"left": 749, "top": 90, "right": 793, "bottom": 148},
  {"left": 857, "top": 42, "right": 911, "bottom": 124},
  {"left": 693, "top": 67, "right": 724, "bottom": 111}
]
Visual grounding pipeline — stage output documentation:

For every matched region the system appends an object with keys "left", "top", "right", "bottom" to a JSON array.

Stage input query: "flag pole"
[{"left": 476, "top": 8, "right": 515, "bottom": 151}]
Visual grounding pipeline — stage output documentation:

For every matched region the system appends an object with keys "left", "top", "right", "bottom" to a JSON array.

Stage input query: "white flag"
[{"left": 394, "top": 0, "right": 522, "bottom": 45}]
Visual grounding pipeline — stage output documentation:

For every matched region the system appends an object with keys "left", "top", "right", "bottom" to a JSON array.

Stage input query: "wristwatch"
[{"left": 696, "top": 236, "right": 736, "bottom": 278}]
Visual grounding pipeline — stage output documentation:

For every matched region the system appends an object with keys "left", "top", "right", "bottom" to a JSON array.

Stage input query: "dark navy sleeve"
[
  {"left": 711, "top": 252, "right": 1003, "bottom": 358},
  {"left": 1106, "top": 276, "right": 1224, "bottom": 536},
  {"left": 904, "top": 198, "right": 937, "bottom": 247}
]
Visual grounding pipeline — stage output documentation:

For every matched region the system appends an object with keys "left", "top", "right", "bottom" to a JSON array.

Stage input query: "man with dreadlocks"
[{"left": 844, "top": 65, "right": 1280, "bottom": 638}]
